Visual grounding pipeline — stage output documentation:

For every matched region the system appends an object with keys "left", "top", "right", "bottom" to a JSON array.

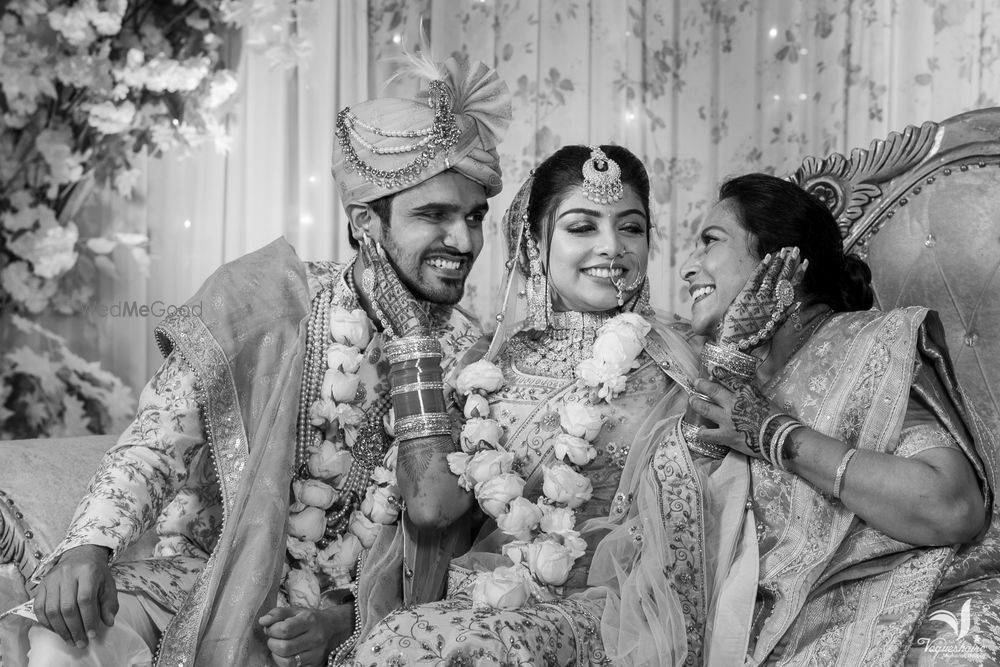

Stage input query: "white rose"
[
  {"left": 285, "top": 567, "right": 321, "bottom": 608},
  {"left": 496, "top": 496, "right": 543, "bottom": 541},
  {"left": 474, "top": 473, "right": 526, "bottom": 518},
  {"left": 292, "top": 479, "right": 337, "bottom": 509},
  {"left": 321, "top": 368, "right": 361, "bottom": 403},
  {"left": 574, "top": 358, "right": 615, "bottom": 389},
  {"left": 329, "top": 307, "right": 372, "bottom": 349},
  {"left": 348, "top": 510, "right": 381, "bottom": 549},
  {"left": 308, "top": 398, "right": 337, "bottom": 426},
  {"left": 455, "top": 360, "right": 505, "bottom": 396},
  {"left": 470, "top": 566, "right": 531, "bottom": 609},
  {"left": 447, "top": 451, "right": 472, "bottom": 489},
  {"left": 460, "top": 418, "right": 503, "bottom": 453},
  {"left": 286, "top": 536, "right": 318, "bottom": 565},
  {"left": 317, "top": 533, "right": 364, "bottom": 581},
  {"left": 465, "top": 450, "right": 516, "bottom": 487},
  {"left": 558, "top": 402, "right": 604, "bottom": 441},
  {"left": 307, "top": 441, "right": 353, "bottom": 481},
  {"left": 501, "top": 540, "right": 528, "bottom": 566},
  {"left": 551, "top": 433, "right": 598, "bottom": 467},
  {"left": 542, "top": 462, "right": 593, "bottom": 509},
  {"left": 287, "top": 506, "right": 325, "bottom": 542},
  {"left": 463, "top": 393, "right": 491, "bottom": 419},
  {"left": 361, "top": 485, "right": 400, "bottom": 525},
  {"left": 371, "top": 466, "right": 395, "bottom": 486},
  {"left": 599, "top": 313, "right": 651, "bottom": 345},
  {"left": 538, "top": 504, "right": 576, "bottom": 536},
  {"left": 591, "top": 333, "right": 638, "bottom": 374},
  {"left": 326, "top": 342, "right": 364, "bottom": 373},
  {"left": 333, "top": 403, "right": 364, "bottom": 427},
  {"left": 525, "top": 539, "right": 576, "bottom": 586},
  {"left": 383, "top": 444, "right": 398, "bottom": 471},
  {"left": 560, "top": 530, "right": 588, "bottom": 559}
]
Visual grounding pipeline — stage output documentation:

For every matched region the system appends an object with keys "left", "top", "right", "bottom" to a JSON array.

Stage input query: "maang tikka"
[{"left": 582, "top": 146, "right": 624, "bottom": 205}]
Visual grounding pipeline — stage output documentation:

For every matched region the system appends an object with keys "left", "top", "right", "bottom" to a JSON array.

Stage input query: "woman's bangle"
[
  {"left": 701, "top": 341, "right": 759, "bottom": 380},
  {"left": 679, "top": 419, "right": 728, "bottom": 460},
  {"left": 770, "top": 419, "right": 803, "bottom": 470},
  {"left": 832, "top": 448, "right": 857, "bottom": 499}
]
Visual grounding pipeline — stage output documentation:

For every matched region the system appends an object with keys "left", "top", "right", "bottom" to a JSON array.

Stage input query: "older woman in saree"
[
  {"left": 596, "top": 172, "right": 991, "bottom": 665},
  {"left": 338, "top": 145, "right": 724, "bottom": 665}
]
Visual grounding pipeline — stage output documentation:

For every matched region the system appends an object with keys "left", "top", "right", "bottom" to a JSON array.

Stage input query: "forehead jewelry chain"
[{"left": 582, "top": 145, "right": 624, "bottom": 204}]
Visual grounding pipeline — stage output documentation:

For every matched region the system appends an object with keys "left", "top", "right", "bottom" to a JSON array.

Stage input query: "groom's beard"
[{"left": 378, "top": 230, "right": 474, "bottom": 306}]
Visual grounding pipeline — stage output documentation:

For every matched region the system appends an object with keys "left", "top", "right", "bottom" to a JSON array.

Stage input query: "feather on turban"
[{"left": 332, "top": 55, "right": 512, "bottom": 210}]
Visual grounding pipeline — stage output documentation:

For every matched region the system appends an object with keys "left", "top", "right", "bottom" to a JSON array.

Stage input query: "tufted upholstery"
[{"left": 791, "top": 107, "right": 1000, "bottom": 664}]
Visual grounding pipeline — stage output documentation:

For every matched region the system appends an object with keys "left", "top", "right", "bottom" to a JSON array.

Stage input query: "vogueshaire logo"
[
  {"left": 914, "top": 599, "right": 986, "bottom": 658},
  {"left": 82, "top": 301, "right": 202, "bottom": 318}
]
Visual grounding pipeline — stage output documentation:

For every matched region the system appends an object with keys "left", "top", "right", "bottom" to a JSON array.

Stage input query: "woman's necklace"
[{"left": 504, "top": 310, "right": 619, "bottom": 378}]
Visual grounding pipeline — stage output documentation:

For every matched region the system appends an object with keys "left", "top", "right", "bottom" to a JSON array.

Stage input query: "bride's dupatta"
[
  {"left": 579, "top": 319, "right": 760, "bottom": 667},
  {"left": 746, "top": 307, "right": 993, "bottom": 666},
  {"left": 153, "top": 239, "right": 311, "bottom": 667}
]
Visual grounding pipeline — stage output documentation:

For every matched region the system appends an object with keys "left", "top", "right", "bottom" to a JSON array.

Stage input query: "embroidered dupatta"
[{"left": 152, "top": 238, "right": 312, "bottom": 666}]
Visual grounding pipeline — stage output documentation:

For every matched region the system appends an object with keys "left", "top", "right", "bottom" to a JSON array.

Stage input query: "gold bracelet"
[
  {"left": 679, "top": 420, "right": 728, "bottom": 459},
  {"left": 831, "top": 448, "right": 857, "bottom": 499},
  {"left": 700, "top": 341, "right": 759, "bottom": 379},
  {"left": 383, "top": 336, "right": 442, "bottom": 365},
  {"left": 393, "top": 413, "right": 452, "bottom": 442}
]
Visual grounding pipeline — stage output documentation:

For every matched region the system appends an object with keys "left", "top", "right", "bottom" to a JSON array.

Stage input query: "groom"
[{"left": 9, "top": 56, "right": 510, "bottom": 666}]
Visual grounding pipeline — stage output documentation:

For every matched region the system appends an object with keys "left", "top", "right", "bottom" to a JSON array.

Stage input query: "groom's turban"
[{"left": 331, "top": 55, "right": 512, "bottom": 209}]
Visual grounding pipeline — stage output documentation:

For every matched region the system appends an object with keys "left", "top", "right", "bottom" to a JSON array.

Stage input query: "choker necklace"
[{"left": 504, "top": 308, "right": 622, "bottom": 378}]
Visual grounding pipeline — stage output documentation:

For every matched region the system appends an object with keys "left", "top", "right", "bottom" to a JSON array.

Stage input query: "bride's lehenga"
[{"left": 349, "top": 310, "right": 733, "bottom": 666}]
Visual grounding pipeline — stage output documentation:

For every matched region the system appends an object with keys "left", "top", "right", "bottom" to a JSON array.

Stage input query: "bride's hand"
[
  {"left": 686, "top": 378, "right": 780, "bottom": 460},
  {"left": 356, "top": 233, "right": 429, "bottom": 338},
  {"left": 716, "top": 246, "right": 807, "bottom": 350}
]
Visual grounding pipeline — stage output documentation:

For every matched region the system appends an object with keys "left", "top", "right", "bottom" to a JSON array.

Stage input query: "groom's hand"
[
  {"left": 356, "top": 233, "right": 429, "bottom": 338},
  {"left": 259, "top": 603, "right": 353, "bottom": 666},
  {"left": 33, "top": 544, "right": 118, "bottom": 649}
]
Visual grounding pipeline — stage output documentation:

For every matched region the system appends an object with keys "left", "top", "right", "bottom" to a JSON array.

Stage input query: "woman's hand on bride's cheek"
[{"left": 718, "top": 246, "right": 807, "bottom": 349}]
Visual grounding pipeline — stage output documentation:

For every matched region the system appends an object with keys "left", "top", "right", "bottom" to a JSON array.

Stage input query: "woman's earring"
[{"left": 524, "top": 226, "right": 550, "bottom": 330}]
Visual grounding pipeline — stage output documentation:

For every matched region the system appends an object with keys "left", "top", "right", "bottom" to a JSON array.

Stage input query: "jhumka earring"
[
  {"left": 523, "top": 222, "right": 551, "bottom": 330},
  {"left": 582, "top": 146, "right": 624, "bottom": 204}
]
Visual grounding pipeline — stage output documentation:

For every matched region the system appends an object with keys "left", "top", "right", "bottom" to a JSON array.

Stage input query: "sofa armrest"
[{"left": 0, "top": 435, "right": 116, "bottom": 610}]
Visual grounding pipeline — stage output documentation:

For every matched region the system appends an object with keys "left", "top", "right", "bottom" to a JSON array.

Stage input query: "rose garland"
[
  {"left": 449, "top": 313, "right": 651, "bottom": 608},
  {"left": 281, "top": 305, "right": 402, "bottom": 607}
]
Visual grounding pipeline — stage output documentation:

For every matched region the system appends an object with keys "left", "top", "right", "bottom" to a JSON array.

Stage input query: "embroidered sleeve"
[{"left": 36, "top": 352, "right": 205, "bottom": 577}]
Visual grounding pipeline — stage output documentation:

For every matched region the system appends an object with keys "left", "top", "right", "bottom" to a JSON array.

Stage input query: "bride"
[{"left": 340, "top": 144, "right": 740, "bottom": 665}]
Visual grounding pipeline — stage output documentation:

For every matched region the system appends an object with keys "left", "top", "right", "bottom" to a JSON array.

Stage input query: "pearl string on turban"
[{"left": 331, "top": 54, "right": 512, "bottom": 209}]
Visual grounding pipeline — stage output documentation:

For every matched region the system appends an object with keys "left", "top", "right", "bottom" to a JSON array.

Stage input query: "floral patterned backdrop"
[
  {"left": 367, "top": 0, "right": 1000, "bottom": 319},
  {"left": 3, "top": 0, "right": 998, "bottom": 435}
]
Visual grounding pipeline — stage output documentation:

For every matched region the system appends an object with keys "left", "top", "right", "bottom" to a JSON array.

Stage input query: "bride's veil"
[{"left": 485, "top": 171, "right": 539, "bottom": 361}]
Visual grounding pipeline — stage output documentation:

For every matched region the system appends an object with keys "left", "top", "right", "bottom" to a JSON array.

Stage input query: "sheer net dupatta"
[
  {"left": 485, "top": 172, "right": 541, "bottom": 361},
  {"left": 579, "top": 387, "right": 759, "bottom": 666}
]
